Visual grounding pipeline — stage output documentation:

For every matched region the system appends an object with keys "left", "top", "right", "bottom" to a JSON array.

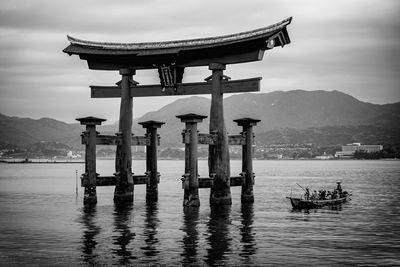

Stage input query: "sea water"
[{"left": 0, "top": 160, "right": 399, "bottom": 266}]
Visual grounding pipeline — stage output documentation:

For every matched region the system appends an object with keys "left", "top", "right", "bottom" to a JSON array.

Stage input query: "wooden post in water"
[
  {"left": 208, "top": 63, "right": 232, "bottom": 205},
  {"left": 76, "top": 116, "right": 106, "bottom": 204},
  {"left": 234, "top": 118, "right": 260, "bottom": 203},
  {"left": 138, "top": 120, "right": 165, "bottom": 202},
  {"left": 177, "top": 113, "right": 207, "bottom": 206},
  {"left": 114, "top": 69, "right": 135, "bottom": 203}
]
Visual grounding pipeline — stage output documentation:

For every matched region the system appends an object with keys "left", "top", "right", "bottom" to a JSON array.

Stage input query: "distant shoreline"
[
  {"left": 0, "top": 159, "right": 84, "bottom": 164},
  {"left": 1, "top": 158, "right": 398, "bottom": 164}
]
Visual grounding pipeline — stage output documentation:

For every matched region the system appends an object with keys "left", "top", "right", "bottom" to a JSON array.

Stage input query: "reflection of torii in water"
[
  {"left": 80, "top": 205, "right": 100, "bottom": 265},
  {"left": 64, "top": 17, "right": 292, "bottom": 205},
  {"left": 112, "top": 203, "right": 135, "bottom": 265}
]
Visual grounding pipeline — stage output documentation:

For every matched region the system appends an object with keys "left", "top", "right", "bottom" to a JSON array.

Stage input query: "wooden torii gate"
[{"left": 64, "top": 17, "right": 292, "bottom": 205}]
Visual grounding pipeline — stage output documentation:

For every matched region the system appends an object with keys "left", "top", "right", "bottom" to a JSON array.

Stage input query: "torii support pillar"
[
  {"left": 138, "top": 120, "right": 165, "bottom": 202},
  {"left": 76, "top": 116, "right": 106, "bottom": 204},
  {"left": 177, "top": 113, "right": 207, "bottom": 207},
  {"left": 209, "top": 63, "right": 232, "bottom": 205},
  {"left": 234, "top": 118, "right": 261, "bottom": 203},
  {"left": 114, "top": 68, "right": 135, "bottom": 203}
]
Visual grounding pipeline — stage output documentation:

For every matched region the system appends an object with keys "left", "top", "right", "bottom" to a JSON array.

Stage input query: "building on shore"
[
  {"left": 335, "top": 143, "right": 383, "bottom": 158},
  {"left": 315, "top": 152, "right": 334, "bottom": 160}
]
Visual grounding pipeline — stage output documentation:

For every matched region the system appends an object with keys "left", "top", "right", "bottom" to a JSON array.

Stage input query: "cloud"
[{"left": 0, "top": 0, "right": 399, "bottom": 123}]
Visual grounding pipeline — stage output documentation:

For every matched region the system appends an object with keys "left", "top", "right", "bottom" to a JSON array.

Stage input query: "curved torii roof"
[{"left": 63, "top": 17, "right": 292, "bottom": 70}]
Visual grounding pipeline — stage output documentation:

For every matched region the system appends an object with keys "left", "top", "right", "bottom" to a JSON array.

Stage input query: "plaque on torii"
[{"left": 64, "top": 17, "right": 292, "bottom": 204}]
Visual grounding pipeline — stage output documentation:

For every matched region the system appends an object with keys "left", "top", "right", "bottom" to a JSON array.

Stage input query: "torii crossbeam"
[{"left": 64, "top": 17, "right": 292, "bottom": 205}]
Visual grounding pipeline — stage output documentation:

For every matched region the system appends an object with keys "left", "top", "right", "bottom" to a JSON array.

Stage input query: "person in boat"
[
  {"left": 320, "top": 190, "right": 326, "bottom": 200},
  {"left": 336, "top": 182, "right": 343, "bottom": 196},
  {"left": 304, "top": 187, "right": 310, "bottom": 200},
  {"left": 311, "top": 190, "right": 318, "bottom": 200},
  {"left": 332, "top": 189, "right": 339, "bottom": 199},
  {"left": 326, "top": 190, "right": 332, "bottom": 199}
]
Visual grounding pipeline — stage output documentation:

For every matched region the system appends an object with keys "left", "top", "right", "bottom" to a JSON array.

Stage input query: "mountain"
[
  {"left": 131, "top": 96, "right": 211, "bottom": 147},
  {"left": 223, "top": 90, "right": 400, "bottom": 133},
  {"left": 130, "top": 90, "right": 400, "bottom": 147},
  {"left": 1, "top": 90, "right": 399, "bottom": 148},
  {"left": 0, "top": 114, "right": 83, "bottom": 147},
  {"left": 257, "top": 125, "right": 400, "bottom": 147}
]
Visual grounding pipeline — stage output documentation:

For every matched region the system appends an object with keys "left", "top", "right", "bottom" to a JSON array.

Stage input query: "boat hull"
[{"left": 286, "top": 196, "right": 351, "bottom": 209}]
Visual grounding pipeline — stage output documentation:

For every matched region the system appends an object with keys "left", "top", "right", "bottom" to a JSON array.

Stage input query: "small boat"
[
  {"left": 286, "top": 193, "right": 351, "bottom": 209},
  {"left": 287, "top": 182, "right": 351, "bottom": 209}
]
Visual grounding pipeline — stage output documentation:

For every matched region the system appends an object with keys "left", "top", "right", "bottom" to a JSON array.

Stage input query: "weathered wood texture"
[
  {"left": 114, "top": 69, "right": 134, "bottom": 203},
  {"left": 76, "top": 116, "right": 106, "bottom": 204},
  {"left": 81, "top": 134, "right": 150, "bottom": 146},
  {"left": 146, "top": 128, "right": 158, "bottom": 201},
  {"left": 185, "top": 133, "right": 217, "bottom": 145},
  {"left": 89, "top": 175, "right": 149, "bottom": 186},
  {"left": 228, "top": 135, "right": 246, "bottom": 146},
  {"left": 182, "top": 133, "right": 246, "bottom": 145},
  {"left": 84, "top": 125, "right": 97, "bottom": 204},
  {"left": 208, "top": 64, "right": 232, "bottom": 205},
  {"left": 139, "top": 121, "right": 165, "bottom": 202},
  {"left": 242, "top": 128, "right": 254, "bottom": 203},
  {"left": 90, "top": 78, "right": 260, "bottom": 98},
  {"left": 198, "top": 177, "right": 213, "bottom": 188},
  {"left": 86, "top": 127, "right": 97, "bottom": 188},
  {"left": 187, "top": 123, "right": 200, "bottom": 206},
  {"left": 177, "top": 114, "right": 207, "bottom": 206},
  {"left": 198, "top": 176, "right": 244, "bottom": 188},
  {"left": 234, "top": 118, "right": 261, "bottom": 203}
]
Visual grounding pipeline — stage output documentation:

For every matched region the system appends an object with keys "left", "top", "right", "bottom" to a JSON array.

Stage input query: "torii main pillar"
[
  {"left": 208, "top": 63, "right": 231, "bottom": 205},
  {"left": 114, "top": 69, "right": 135, "bottom": 203}
]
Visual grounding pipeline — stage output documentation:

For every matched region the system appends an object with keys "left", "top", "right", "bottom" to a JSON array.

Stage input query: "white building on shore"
[{"left": 335, "top": 143, "right": 383, "bottom": 158}]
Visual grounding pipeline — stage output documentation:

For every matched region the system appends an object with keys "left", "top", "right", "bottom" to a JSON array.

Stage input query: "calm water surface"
[{"left": 0, "top": 160, "right": 399, "bottom": 266}]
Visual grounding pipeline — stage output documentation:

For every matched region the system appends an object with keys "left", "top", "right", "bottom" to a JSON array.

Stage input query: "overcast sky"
[{"left": 0, "top": 0, "right": 399, "bottom": 124}]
